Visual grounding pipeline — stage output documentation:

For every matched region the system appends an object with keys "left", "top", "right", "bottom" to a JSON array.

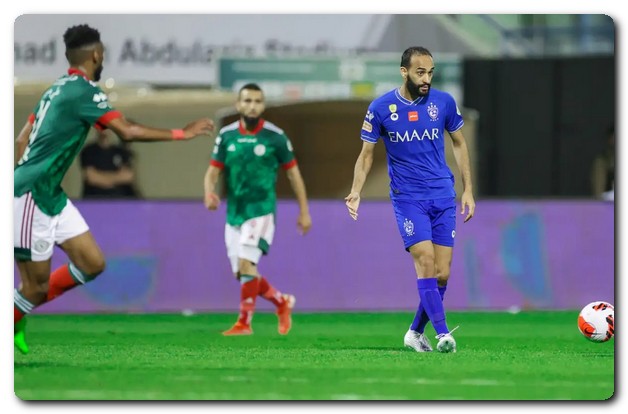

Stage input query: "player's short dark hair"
[
  {"left": 63, "top": 24, "right": 101, "bottom": 50},
  {"left": 239, "top": 83, "right": 263, "bottom": 94},
  {"left": 400, "top": 46, "right": 433, "bottom": 68}
]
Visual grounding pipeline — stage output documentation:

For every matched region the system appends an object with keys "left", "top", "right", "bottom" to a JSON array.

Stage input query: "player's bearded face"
[
  {"left": 406, "top": 76, "right": 428, "bottom": 98},
  {"left": 93, "top": 46, "right": 104, "bottom": 82},
  {"left": 237, "top": 89, "right": 265, "bottom": 129},
  {"left": 94, "top": 63, "right": 104, "bottom": 82}
]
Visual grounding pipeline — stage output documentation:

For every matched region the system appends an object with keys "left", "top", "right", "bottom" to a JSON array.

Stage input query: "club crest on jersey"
[
  {"left": 254, "top": 144, "right": 266, "bottom": 156},
  {"left": 403, "top": 218, "right": 414, "bottom": 236},
  {"left": 389, "top": 104, "right": 397, "bottom": 113},
  {"left": 427, "top": 102, "right": 439, "bottom": 121}
]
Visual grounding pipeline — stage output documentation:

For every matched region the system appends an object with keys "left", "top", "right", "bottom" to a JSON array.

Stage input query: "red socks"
[
  {"left": 14, "top": 305, "right": 25, "bottom": 325},
  {"left": 258, "top": 276, "right": 285, "bottom": 308},
  {"left": 47, "top": 264, "right": 80, "bottom": 302},
  {"left": 238, "top": 278, "right": 260, "bottom": 326}
]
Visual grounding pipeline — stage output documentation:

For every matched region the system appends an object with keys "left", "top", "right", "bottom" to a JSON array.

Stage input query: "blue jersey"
[{"left": 361, "top": 88, "right": 464, "bottom": 200}]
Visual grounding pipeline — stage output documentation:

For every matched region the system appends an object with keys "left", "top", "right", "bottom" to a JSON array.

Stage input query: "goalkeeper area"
[{"left": 14, "top": 311, "right": 614, "bottom": 400}]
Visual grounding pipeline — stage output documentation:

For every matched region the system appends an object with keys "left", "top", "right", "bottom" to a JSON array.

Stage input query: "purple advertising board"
[{"left": 14, "top": 200, "right": 614, "bottom": 313}]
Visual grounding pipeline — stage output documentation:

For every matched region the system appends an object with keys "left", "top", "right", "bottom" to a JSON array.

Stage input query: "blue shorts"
[{"left": 392, "top": 197, "right": 457, "bottom": 250}]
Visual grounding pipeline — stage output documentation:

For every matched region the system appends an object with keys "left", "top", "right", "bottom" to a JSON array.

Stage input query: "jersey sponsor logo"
[
  {"left": 456, "top": 105, "right": 461, "bottom": 116},
  {"left": 97, "top": 102, "right": 110, "bottom": 109},
  {"left": 427, "top": 102, "right": 439, "bottom": 121},
  {"left": 365, "top": 110, "right": 375, "bottom": 121},
  {"left": 362, "top": 120, "right": 373, "bottom": 132},
  {"left": 387, "top": 128, "right": 440, "bottom": 142},
  {"left": 254, "top": 144, "right": 266, "bottom": 156},
  {"left": 227, "top": 144, "right": 236, "bottom": 152},
  {"left": 237, "top": 138, "right": 257, "bottom": 143},
  {"left": 389, "top": 104, "right": 397, "bottom": 113},
  {"left": 391, "top": 113, "right": 399, "bottom": 121},
  {"left": 286, "top": 139, "right": 293, "bottom": 152},
  {"left": 408, "top": 111, "right": 418, "bottom": 122},
  {"left": 403, "top": 218, "right": 414, "bottom": 236},
  {"left": 451, "top": 230, "right": 456, "bottom": 238}
]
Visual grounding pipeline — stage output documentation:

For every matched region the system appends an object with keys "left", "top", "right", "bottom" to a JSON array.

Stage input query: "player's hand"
[
  {"left": 461, "top": 190, "right": 475, "bottom": 223},
  {"left": 204, "top": 192, "right": 220, "bottom": 210},
  {"left": 345, "top": 191, "right": 361, "bottom": 220},
  {"left": 183, "top": 118, "right": 215, "bottom": 140},
  {"left": 297, "top": 211, "right": 312, "bottom": 235}
]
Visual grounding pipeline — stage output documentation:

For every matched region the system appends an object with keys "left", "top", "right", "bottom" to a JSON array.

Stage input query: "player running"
[{"left": 14, "top": 24, "right": 214, "bottom": 354}]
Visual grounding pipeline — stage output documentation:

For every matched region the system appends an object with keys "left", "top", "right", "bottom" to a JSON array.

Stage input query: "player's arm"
[
  {"left": 14, "top": 119, "right": 33, "bottom": 166},
  {"left": 285, "top": 164, "right": 311, "bottom": 235},
  {"left": 345, "top": 141, "right": 376, "bottom": 220},
  {"left": 105, "top": 116, "right": 214, "bottom": 142},
  {"left": 203, "top": 164, "right": 222, "bottom": 210},
  {"left": 449, "top": 129, "right": 475, "bottom": 222}
]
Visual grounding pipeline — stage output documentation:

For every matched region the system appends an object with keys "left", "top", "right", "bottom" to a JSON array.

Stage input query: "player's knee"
[
  {"left": 415, "top": 253, "right": 435, "bottom": 269},
  {"left": 84, "top": 257, "right": 106, "bottom": 278},
  {"left": 435, "top": 266, "right": 451, "bottom": 285},
  {"left": 238, "top": 259, "right": 256, "bottom": 275}
]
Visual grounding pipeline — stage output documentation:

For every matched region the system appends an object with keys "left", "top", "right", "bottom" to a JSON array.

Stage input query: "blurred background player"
[
  {"left": 13, "top": 24, "right": 215, "bottom": 354},
  {"left": 345, "top": 46, "right": 475, "bottom": 353},
  {"left": 80, "top": 128, "right": 141, "bottom": 199},
  {"left": 590, "top": 126, "right": 614, "bottom": 201},
  {"left": 203, "top": 83, "right": 312, "bottom": 336}
]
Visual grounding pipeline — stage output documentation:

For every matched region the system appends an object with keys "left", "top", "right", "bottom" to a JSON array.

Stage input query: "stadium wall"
[{"left": 17, "top": 200, "right": 614, "bottom": 314}]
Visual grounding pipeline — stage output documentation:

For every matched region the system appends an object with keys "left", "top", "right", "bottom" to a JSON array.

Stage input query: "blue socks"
[
  {"left": 413, "top": 278, "right": 449, "bottom": 335},
  {"left": 411, "top": 283, "right": 447, "bottom": 333}
]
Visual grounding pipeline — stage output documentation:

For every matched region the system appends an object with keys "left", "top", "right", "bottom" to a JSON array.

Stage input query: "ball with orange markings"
[{"left": 578, "top": 301, "right": 614, "bottom": 342}]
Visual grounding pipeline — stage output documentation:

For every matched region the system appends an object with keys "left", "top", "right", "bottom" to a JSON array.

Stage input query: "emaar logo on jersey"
[{"left": 388, "top": 128, "right": 440, "bottom": 143}]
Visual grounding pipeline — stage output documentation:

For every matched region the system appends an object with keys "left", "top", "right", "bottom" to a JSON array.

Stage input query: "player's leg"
[
  {"left": 433, "top": 245, "right": 452, "bottom": 307},
  {"left": 411, "top": 198, "right": 457, "bottom": 335},
  {"left": 423, "top": 197, "right": 458, "bottom": 352},
  {"left": 392, "top": 199, "right": 435, "bottom": 351},
  {"left": 258, "top": 276, "right": 295, "bottom": 334},
  {"left": 14, "top": 259, "right": 51, "bottom": 354},
  {"left": 222, "top": 223, "right": 255, "bottom": 335},
  {"left": 408, "top": 240, "right": 455, "bottom": 352},
  {"left": 248, "top": 214, "right": 295, "bottom": 334},
  {"left": 56, "top": 231, "right": 106, "bottom": 295},
  {"left": 13, "top": 192, "right": 55, "bottom": 354},
  {"left": 51, "top": 199, "right": 105, "bottom": 301}
]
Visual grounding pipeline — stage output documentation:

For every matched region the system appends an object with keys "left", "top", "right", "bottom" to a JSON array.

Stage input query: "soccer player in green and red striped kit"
[
  {"left": 204, "top": 83, "right": 312, "bottom": 336},
  {"left": 14, "top": 24, "right": 215, "bottom": 354}
]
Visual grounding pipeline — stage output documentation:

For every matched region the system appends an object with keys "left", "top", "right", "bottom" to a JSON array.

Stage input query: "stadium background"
[{"left": 13, "top": 14, "right": 615, "bottom": 313}]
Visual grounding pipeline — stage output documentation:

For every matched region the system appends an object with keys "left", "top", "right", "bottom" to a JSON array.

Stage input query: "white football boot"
[
  {"left": 435, "top": 326, "right": 459, "bottom": 353},
  {"left": 404, "top": 328, "right": 433, "bottom": 352}
]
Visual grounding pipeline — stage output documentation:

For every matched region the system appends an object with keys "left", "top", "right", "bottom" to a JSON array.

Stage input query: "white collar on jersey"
[{"left": 395, "top": 88, "right": 426, "bottom": 105}]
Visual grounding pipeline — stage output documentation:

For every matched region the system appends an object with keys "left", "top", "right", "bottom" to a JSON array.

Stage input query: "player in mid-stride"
[
  {"left": 345, "top": 46, "right": 475, "bottom": 353},
  {"left": 204, "top": 83, "right": 311, "bottom": 336},
  {"left": 14, "top": 24, "right": 215, "bottom": 354}
]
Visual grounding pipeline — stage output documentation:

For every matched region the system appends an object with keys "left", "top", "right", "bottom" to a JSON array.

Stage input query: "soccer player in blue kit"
[{"left": 345, "top": 46, "right": 475, "bottom": 353}]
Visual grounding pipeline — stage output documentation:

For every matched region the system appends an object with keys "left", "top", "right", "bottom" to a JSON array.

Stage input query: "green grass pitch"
[{"left": 14, "top": 311, "right": 614, "bottom": 400}]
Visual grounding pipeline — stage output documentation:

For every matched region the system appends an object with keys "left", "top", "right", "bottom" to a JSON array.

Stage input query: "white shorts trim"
[
  {"left": 14, "top": 193, "right": 89, "bottom": 261},
  {"left": 224, "top": 213, "right": 275, "bottom": 273}
]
